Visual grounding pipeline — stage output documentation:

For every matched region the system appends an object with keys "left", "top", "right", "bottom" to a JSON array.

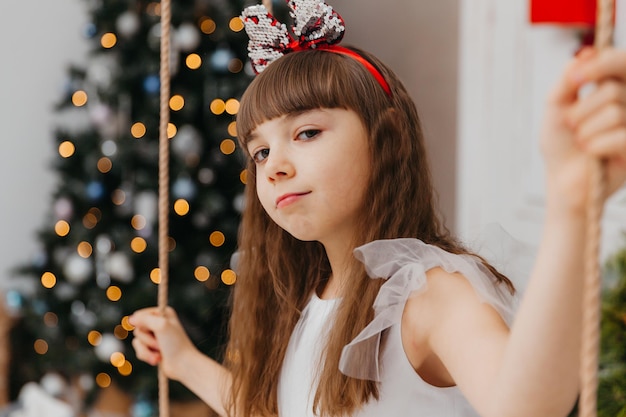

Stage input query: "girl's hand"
[
  {"left": 540, "top": 47, "right": 626, "bottom": 214},
  {"left": 129, "top": 306, "right": 198, "bottom": 382}
]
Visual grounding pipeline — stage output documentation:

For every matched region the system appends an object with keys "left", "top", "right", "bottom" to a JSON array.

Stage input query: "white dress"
[{"left": 277, "top": 238, "right": 520, "bottom": 416}]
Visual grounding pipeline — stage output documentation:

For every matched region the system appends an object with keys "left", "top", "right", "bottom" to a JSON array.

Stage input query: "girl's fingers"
[
  {"left": 569, "top": 80, "right": 626, "bottom": 127},
  {"left": 584, "top": 127, "right": 626, "bottom": 159},
  {"left": 576, "top": 48, "right": 626, "bottom": 85},
  {"left": 575, "top": 102, "right": 626, "bottom": 143},
  {"left": 132, "top": 336, "right": 161, "bottom": 366}
]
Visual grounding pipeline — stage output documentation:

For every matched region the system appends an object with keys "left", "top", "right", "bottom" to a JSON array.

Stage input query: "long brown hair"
[{"left": 226, "top": 47, "right": 514, "bottom": 416}]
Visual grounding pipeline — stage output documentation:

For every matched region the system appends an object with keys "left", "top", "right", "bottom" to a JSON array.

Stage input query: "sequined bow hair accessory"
[{"left": 241, "top": 0, "right": 392, "bottom": 96}]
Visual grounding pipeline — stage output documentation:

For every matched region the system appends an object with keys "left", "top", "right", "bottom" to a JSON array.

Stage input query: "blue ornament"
[
  {"left": 210, "top": 48, "right": 235, "bottom": 73},
  {"left": 86, "top": 181, "right": 105, "bottom": 201},
  {"left": 132, "top": 399, "right": 156, "bottom": 417},
  {"left": 5, "top": 290, "right": 23, "bottom": 311},
  {"left": 172, "top": 178, "right": 197, "bottom": 200},
  {"left": 143, "top": 75, "right": 160, "bottom": 94},
  {"left": 84, "top": 23, "right": 98, "bottom": 39}
]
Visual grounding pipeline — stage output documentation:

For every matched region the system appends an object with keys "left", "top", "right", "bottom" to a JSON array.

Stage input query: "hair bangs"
[{"left": 237, "top": 49, "right": 383, "bottom": 146}]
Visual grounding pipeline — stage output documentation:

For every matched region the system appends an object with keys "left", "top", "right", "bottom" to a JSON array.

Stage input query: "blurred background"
[{"left": 0, "top": 0, "right": 625, "bottom": 416}]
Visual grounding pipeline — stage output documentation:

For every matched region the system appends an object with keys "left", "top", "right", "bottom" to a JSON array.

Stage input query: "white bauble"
[
  {"left": 175, "top": 23, "right": 201, "bottom": 52},
  {"left": 105, "top": 252, "right": 134, "bottom": 284},
  {"left": 40, "top": 372, "right": 67, "bottom": 397},
  {"left": 54, "top": 198, "right": 73, "bottom": 220},
  {"left": 171, "top": 125, "right": 202, "bottom": 159},
  {"left": 94, "top": 333, "right": 124, "bottom": 363},
  {"left": 134, "top": 191, "right": 158, "bottom": 225},
  {"left": 63, "top": 254, "right": 92, "bottom": 285},
  {"left": 116, "top": 11, "right": 140, "bottom": 38}
]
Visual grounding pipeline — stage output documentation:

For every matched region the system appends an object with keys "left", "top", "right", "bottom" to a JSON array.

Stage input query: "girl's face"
[{"left": 246, "top": 108, "right": 370, "bottom": 250}]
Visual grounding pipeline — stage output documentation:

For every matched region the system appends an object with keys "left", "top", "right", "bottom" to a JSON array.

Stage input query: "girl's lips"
[{"left": 276, "top": 192, "right": 311, "bottom": 208}]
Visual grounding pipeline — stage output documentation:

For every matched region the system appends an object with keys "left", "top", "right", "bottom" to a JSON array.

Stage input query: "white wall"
[
  {"left": 0, "top": 1, "right": 88, "bottom": 285},
  {"left": 457, "top": 0, "right": 626, "bottom": 260},
  {"left": 332, "top": 0, "right": 460, "bottom": 230}
]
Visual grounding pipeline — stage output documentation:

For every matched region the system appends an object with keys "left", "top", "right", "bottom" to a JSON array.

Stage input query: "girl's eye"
[
  {"left": 297, "top": 129, "right": 320, "bottom": 140},
  {"left": 252, "top": 148, "right": 269, "bottom": 163}
]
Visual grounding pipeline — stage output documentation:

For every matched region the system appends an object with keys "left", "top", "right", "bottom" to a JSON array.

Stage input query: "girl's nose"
[{"left": 265, "top": 148, "right": 295, "bottom": 182}]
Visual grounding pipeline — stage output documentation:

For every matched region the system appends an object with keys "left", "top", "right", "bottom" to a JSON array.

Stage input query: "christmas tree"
[
  {"left": 598, "top": 241, "right": 626, "bottom": 417},
  {"left": 8, "top": 0, "right": 253, "bottom": 406}
]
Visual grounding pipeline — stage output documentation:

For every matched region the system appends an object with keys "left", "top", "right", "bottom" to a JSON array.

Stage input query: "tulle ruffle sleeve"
[{"left": 338, "top": 238, "right": 520, "bottom": 382}]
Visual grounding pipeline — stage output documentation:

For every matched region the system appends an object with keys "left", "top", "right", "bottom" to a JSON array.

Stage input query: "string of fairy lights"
[{"left": 28, "top": 5, "right": 248, "bottom": 390}]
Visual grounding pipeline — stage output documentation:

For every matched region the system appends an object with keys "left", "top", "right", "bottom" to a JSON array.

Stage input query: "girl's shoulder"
[{"left": 339, "top": 238, "right": 519, "bottom": 381}]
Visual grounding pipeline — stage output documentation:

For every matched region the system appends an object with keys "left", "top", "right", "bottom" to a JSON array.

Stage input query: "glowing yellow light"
[
  {"left": 114, "top": 324, "right": 129, "bottom": 340},
  {"left": 88, "top": 330, "right": 102, "bottom": 346},
  {"left": 240, "top": 169, "right": 248, "bottom": 184},
  {"left": 121, "top": 316, "right": 135, "bottom": 331},
  {"left": 200, "top": 18, "right": 216, "bottom": 34},
  {"left": 220, "top": 139, "right": 236, "bottom": 155},
  {"left": 194, "top": 266, "right": 210, "bottom": 282},
  {"left": 55, "top": 220, "right": 70, "bottom": 237},
  {"left": 118, "top": 360, "right": 133, "bottom": 376},
  {"left": 146, "top": 2, "right": 161, "bottom": 16},
  {"left": 221, "top": 269, "right": 237, "bottom": 285},
  {"left": 228, "top": 121, "right": 237, "bottom": 137},
  {"left": 34, "top": 339, "right": 49, "bottom": 355},
  {"left": 77, "top": 241, "right": 93, "bottom": 258},
  {"left": 110, "top": 351, "right": 126, "bottom": 368},
  {"left": 130, "top": 237, "right": 147, "bottom": 253},
  {"left": 174, "top": 199, "right": 190, "bottom": 216},
  {"left": 210, "top": 99, "right": 225, "bottom": 115},
  {"left": 59, "top": 141, "right": 76, "bottom": 158},
  {"left": 167, "top": 123, "right": 177, "bottom": 139},
  {"left": 72, "top": 90, "right": 88, "bottom": 107},
  {"left": 44, "top": 312, "right": 58, "bottom": 327},
  {"left": 97, "top": 157, "right": 112, "bottom": 173},
  {"left": 96, "top": 373, "right": 111, "bottom": 388},
  {"left": 186, "top": 53, "right": 202, "bottom": 70},
  {"left": 83, "top": 213, "right": 98, "bottom": 229},
  {"left": 106, "top": 286, "right": 122, "bottom": 302},
  {"left": 150, "top": 268, "right": 161, "bottom": 284},
  {"left": 131, "top": 215, "right": 146, "bottom": 230},
  {"left": 131, "top": 122, "right": 146, "bottom": 139},
  {"left": 225, "top": 99, "right": 240, "bottom": 115},
  {"left": 228, "top": 58, "right": 244, "bottom": 73},
  {"left": 209, "top": 231, "right": 225, "bottom": 247},
  {"left": 101, "top": 32, "right": 117, "bottom": 49},
  {"left": 112, "top": 189, "right": 126, "bottom": 205},
  {"left": 229, "top": 17, "right": 244, "bottom": 32},
  {"left": 41, "top": 272, "right": 57, "bottom": 289},
  {"left": 169, "top": 95, "right": 185, "bottom": 111}
]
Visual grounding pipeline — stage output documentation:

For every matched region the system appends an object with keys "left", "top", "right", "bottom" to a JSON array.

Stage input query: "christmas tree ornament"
[
  {"left": 105, "top": 252, "right": 134, "bottom": 284},
  {"left": 53, "top": 198, "right": 73, "bottom": 221},
  {"left": 134, "top": 191, "right": 158, "bottom": 226},
  {"left": 210, "top": 47, "right": 236, "bottom": 73},
  {"left": 94, "top": 334, "right": 124, "bottom": 363},
  {"left": 175, "top": 23, "right": 201, "bottom": 52},
  {"left": 171, "top": 125, "right": 202, "bottom": 160},
  {"left": 63, "top": 254, "right": 93, "bottom": 285},
  {"left": 172, "top": 177, "right": 197, "bottom": 200},
  {"left": 116, "top": 11, "right": 141, "bottom": 38}
]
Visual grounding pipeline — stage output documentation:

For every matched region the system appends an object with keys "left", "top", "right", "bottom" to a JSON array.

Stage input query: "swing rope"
[
  {"left": 158, "top": 0, "right": 172, "bottom": 416},
  {"left": 579, "top": 1, "right": 614, "bottom": 416}
]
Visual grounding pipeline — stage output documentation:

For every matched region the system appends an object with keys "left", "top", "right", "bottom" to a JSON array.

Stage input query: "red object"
[{"left": 530, "top": 0, "right": 597, "bottom": 26}]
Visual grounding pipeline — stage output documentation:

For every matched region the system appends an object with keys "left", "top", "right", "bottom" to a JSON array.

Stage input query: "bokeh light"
[
  {"left": 220, "top": 139, "right": 236, "bottom": 155},
  {"left": 41, "top": 272, "right": 57, "bottom": 289},
  {"left": 131, "top": 122, "right": 146, "bottom": 139},
  {"left": 130, "top": 237, "right": 147, "bottom": 253},
  {"left": 106, "top": 286, "right": 122, "bottom": 302},
  {"left": 225, "top": 98, "right": 240, "bottom": 115},
  {"left": 221, "top": 269, "right": 237, "bottom": 285},
  {"left": 209, "top": 231, "right": 225, "bottom": 247},
  {"left": 101, "top": 32, "right": 117, "bottom": 48},
  {"left": 186, "top": 53, "right": 202, "bottom": 70},
  {"left": 200, "top": 18, "right": 216, "bottom": 34},
  {"left": 194, "top": 266, "right": 210, "bottom": 282},
  {"left": 72, "top": 90, "right": 88, "bottom": 107},
  {"left": 169, "top": 95, "right": 185, "bottom": 111},
  {"left": 55, "top": 220, "right": 70, "bottom": 237},
  {"left": 229, "top": 17, "right": 244, "bottom": 32},
  {"left": 210, "top": 99, "right": 225, "bottom": 115},
  {"left": 174, "top": 199, "right": 190, "bottom": 216},
  {"left": 59, "top": 141, "right": 76, "bottom": 158}
]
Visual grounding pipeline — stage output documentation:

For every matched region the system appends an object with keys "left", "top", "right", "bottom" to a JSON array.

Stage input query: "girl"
[{"left": 130, "top": 1, "right": 626, "bottom": 416}]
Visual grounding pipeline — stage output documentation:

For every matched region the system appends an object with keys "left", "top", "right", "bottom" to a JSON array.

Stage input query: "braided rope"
[
  {"left": 158, "top": 0, "right": 172, "bottom": 416},
  {"left": 579, "top": 1, "right": 614, "bottom": 416}
]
